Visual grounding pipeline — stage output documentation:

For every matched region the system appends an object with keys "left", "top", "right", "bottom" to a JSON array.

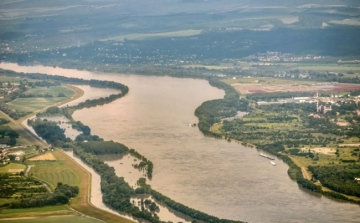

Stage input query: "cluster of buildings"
[
  {"left": 257, "top": 91, "right": 360, "bottom": 115},
  {"left": 0, "top": 146, "right": 20, "bottom": 164},
  {"left": 0, "top": 81, "right": 21, "bottom": 98},
  {"left": 244, "top": 51, "right": 324, "bottom": 62}
]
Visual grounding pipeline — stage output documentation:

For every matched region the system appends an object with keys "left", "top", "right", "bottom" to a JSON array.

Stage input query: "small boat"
[{"left": 270, "top": 161, "right": 276, "bottom": 166}]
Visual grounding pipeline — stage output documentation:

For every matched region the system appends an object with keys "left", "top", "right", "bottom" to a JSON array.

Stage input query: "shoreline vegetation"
[
  {"left": 195, "top": 78, "right": 360, "bottom": 205},
  {"left": 1, "top": 65, "right": 359, "bottom": 223},
  {"left": 1, "top": 68, "right": 246, "bottom": 223}
]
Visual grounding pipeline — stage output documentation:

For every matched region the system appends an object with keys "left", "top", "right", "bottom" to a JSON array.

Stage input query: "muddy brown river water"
[{"left": 1, "top": 63, "right": 360, "bottom": 223}]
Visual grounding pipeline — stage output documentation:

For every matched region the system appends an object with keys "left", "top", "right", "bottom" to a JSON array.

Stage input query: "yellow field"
[
  {"left": 8, "top": 169, "right": 23, "bottom": 173},
  {"left": 29, "top": 152, "right": 56, "bottom": 161}
]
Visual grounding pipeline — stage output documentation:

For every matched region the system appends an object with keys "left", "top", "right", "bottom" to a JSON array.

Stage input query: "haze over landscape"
[{"left": 0, "top": 1, "right": 360, "bottom": 223}]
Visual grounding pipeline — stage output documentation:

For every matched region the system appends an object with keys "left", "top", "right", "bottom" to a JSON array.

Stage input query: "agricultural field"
[
  {"left": 224, "top": 77, "right": 360, "bottom": 95},
  {"left": 223, "top": 77, "right": 317, "bottom": 85},
  {"left": 29, "top": 152, "right": 56, "bottom": 161},
  {"left": 0, "top": 148, "right": 132, "bottom": 223},
  {"left": 292, "top": 147, "right": 359, "bottom": 168},
  {"left": 0, "top": 163, "right": 26, "bottom": 174},
  {"left": 0, "top": 76, "right": 26, "bottom": 83},
  {"left": 7, "top": 86, "right": 75, "bottom": 113},
  {"left": 0, "top": 167, "right": 49, "bottom": 207},
  {"left": 0, "top": 205, "right": 73, "bottom": 220},
  {"left": 0, "top": 215, "right": 104, "bottom": 223},
  {"left": 28, "top": 150, "right": 80, "bottom": 190}
]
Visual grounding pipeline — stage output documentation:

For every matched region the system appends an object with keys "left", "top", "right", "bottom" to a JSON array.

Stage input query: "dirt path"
[
  {"left": 290, "top": 157, "right": 311, "bottom": 180},
  {"left": 0, "top": 110, "right": 48, "bottom": 148},
  {"left": 301, "top": 166, "right": 311, "bottom": 180}
]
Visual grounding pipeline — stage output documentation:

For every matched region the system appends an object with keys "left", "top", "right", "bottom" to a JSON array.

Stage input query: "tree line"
[
  {"left": 309, "top": 165, "right": 360, "bottom": 197},
  {"left": 21, "top": 71, "right": 248, "bottom": 222},
  {"left": 8, "top": 182, "right": 78, "bottom": 208},
  {"left": 195, "top": 78, "right": 249, "bottom": 137}
]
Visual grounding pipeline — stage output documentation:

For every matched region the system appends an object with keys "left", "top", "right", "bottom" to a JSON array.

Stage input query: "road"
[{"left": 0, "top": 110, "right": 48, "bottom": 148}]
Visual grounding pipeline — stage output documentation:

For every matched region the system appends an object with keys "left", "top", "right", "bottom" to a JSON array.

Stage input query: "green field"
[
  {"left": 292, "top": 147, "right": 357, "bottom": 168},
  {"left": 29, "top": 151, "right": 81, "bottom": 190},
  {"left": 0, "top": 205, "right": 74, "bottom": 220},
  {"left": 0, "top": 162, "right": 26, "bottom": 174},
  {"left": 0, "top": 215, "right": 103, "bottom": 223},
  {"left": 7, "top": 86, "right": 75, "bottom": 113},
  {"left": 0, "top": 76, "right": 26, "bottom": 83},
  {"left": 24, "top": 86, "right": 74, "bottom": 96}
]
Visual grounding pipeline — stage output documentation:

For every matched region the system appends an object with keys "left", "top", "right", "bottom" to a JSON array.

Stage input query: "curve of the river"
[{"left": 1, "top": 63, "right": 360, "bottom": 223}]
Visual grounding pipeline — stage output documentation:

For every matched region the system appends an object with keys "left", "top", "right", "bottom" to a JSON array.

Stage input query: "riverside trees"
[
  {"left": 9, "top": 182, "right": 78, "bottom": 208},
  {"left": 195, "top": 78, "right": 360, "bottom": 202}
]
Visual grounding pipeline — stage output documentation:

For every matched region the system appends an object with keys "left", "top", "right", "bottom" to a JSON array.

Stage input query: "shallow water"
[{"left": 41, "top": 116, "right": 81, "bottom": 140}]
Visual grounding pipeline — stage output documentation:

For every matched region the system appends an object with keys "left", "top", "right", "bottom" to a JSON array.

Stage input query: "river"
[{"left": 1, "top": 63, "right": 359, "bottom": 223}]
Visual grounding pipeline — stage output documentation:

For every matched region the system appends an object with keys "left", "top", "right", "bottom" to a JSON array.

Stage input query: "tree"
[
  {"left": 8, "top": 154, "right": 16, "bottom": 161},
  {"left": 46, "top": 106, "right": 60, "bottom": 114}
]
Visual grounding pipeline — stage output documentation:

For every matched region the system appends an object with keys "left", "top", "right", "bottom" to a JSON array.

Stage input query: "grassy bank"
[{"left": 29, "top": 149, "right": 134, "bottom": 223}]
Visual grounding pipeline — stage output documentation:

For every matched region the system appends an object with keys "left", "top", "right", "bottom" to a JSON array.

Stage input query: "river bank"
[
  {"left": 0, "top": 72, "right": 135, "bottom": 222},
  {"left": 2, "top": 63, "right": 360, "bottom": 223}
]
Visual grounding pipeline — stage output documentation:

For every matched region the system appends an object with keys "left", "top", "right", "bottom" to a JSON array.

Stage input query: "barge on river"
[{"left": 259, "top": 152, "right": 275, "bottom": 160}]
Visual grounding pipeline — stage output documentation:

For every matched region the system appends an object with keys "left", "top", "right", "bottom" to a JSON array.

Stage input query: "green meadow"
[
  {"left": 0, "top": 215, "right": 103, "bottom": 223},
  {"left": 0, "top": 205, "right": 73, "bottom": 220},
  {"left": 0, "top": 163, "right": 26, "bottom": 174},
  {"left": 7, "top": 86, "right": 75, "bottom": 113}
]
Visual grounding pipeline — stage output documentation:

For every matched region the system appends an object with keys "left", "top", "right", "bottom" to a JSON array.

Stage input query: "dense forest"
[
  {"left": 79, "top": 141, "right": 128, "bottom": 155},
  {"left": 309, "top": 165, "right": 360, "bottom": 197},
  {"left": 28, "top": 119, "right": 70, "bottom": 146}
]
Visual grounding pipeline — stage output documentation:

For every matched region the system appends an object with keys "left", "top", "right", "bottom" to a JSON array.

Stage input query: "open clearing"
[
  {"left": 0, "top": 215, "right": 103, "bottom": 223},
  {"left": 339, "top": 143, "right": 360, "bottom": 147},
  {"left": 7, "top": 168, "right": 23, "bottom": 173},
  {"left": 7, "top": 86, "right": 75, "bottom": 113},
  {"left": 0, "top": 163, "right": 26, "bottom": 174},
  {"left": 101, "top": 29, "right": 202, "bottom": 41},
  {"left": 301, "top": 147, "right": 335, "bottom": 155},
  {"left": 0, "top": 205, "right": 73, "bottom": 219},
  {"left": 228, "top": 79, "right": 360, "bottom": 94},
  {"left": 29, "top": 152, "right": 56, "bottom": 161}
]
